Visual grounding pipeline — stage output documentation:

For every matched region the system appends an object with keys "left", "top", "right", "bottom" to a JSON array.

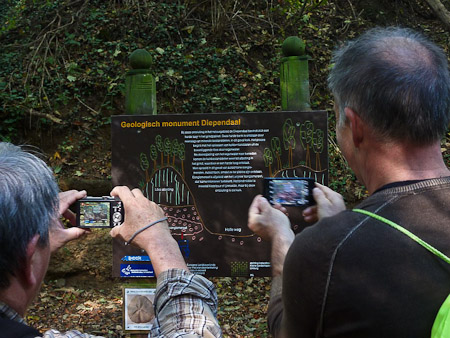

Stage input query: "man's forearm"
[
  {"left": 267, "top": 232, "right": 294, "bottom": 337},
  {"left": 270, "top": 233, "right": 295, "bottom": 277},
  {"left": 143, "top": 235, "right": 188, "bottom": 278}
]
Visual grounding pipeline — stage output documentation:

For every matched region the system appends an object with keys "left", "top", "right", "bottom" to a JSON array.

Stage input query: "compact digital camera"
[
  {"left": 264, "top": 177, "right": 315, "bottom": 207},
  {"left": 76, "top": 196, "right": 124, "bottom": 228}
]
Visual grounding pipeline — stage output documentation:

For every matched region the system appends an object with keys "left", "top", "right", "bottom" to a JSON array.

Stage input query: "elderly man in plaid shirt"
[{"left": 0, "top": 142, "right": 221, "bottom": 338}]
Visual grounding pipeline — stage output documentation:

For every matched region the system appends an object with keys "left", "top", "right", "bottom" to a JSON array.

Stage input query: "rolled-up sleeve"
[{"left": 149, "top": 269, "right": 222, "bottom": 338}]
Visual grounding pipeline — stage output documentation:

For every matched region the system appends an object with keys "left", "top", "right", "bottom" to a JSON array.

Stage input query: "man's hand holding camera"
[
  {"left": 51, "top": 186, "right": 188, "bottom": 277},
  {"left": 248, "top": 195, "right": 295, "bottom": 277},
  {"left": 109, "top": 186, "right": 188, "bottom": 277},
  {"left": 109, "top": 186, "right": 169, "bottom": 249},
  {"left": 50, "top": 190, "right": 90, "bottom": 253},
  {"left": 302, "top": 183, "right": 346, "bottom": 223},
  {"left": 248, "top": 195, "right": 293, "bottom": 243},
  {"left": 248, "top": 182, "right": 346, "bottom": 277}
]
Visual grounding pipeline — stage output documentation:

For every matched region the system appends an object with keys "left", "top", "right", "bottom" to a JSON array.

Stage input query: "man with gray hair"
[
  {"left": 0, "top": 142, "right": 90, "bottom": 337},
  {"left": 0, "top": 142, "right": 221, "bottom": 337},
  {"left": 248, "top": 27, "right": 450, "bottom": 337}
]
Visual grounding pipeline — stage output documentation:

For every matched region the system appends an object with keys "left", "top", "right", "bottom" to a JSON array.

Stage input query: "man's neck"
[
  {"left": 359, "top": 141, "right": 450, "bottom": 194},
  {"left": 0, "top": 282, "right": 30, "bottom": 318}
]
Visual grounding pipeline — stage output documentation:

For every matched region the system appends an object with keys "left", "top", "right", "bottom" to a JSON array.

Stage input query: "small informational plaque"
[
  {"left": 112, "top": 111, "right": 328, "bottom": 277},
  {"left": 123, "top": 287, "right": 156, "bottom": 333}
]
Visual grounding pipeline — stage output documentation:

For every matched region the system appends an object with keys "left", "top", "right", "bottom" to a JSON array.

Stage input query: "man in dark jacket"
[{"left": 248, "top": 27, "right": 450, "bottom": 337}]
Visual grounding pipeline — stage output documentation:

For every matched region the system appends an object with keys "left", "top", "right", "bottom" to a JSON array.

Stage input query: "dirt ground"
[{"left": 27, "top": 228, "right": 271, "bottom": 337}]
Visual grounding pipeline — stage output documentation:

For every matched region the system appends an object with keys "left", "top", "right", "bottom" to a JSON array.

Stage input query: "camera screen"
[
  {"left": 269, "top": 179, "right": 310, "bottom": 206},
  {"left": 79, "top": 201, "right": 110, "bottom": 227}
]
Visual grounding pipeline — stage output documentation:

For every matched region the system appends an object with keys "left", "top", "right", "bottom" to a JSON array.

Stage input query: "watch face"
[{"left": 113, "top": 212, "right": 122, "bottom": 223}]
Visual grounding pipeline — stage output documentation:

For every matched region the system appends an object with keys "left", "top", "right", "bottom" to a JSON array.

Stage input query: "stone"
[{"left": 127, "top": 295, "right": 155, "bottom": 323}]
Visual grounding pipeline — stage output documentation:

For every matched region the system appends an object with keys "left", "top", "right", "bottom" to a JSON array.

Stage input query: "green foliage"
[
  {"left": 0, "top": 49, "right": 24, "bottom": 141},
  {"left": 281, "top": 0, "right": 329, "bottom": 18},
  {"left": 0, "top": 0, "right": 287, "bottom": 145},
  {"left": 443, "top": 132, "right": 450, "bottom": 168},
  {"left": 153, "top": 41, "right": 279, "bottom": 114},
  {"left": 0, "top": 0, "right": 336, "bottom": 145},
  {"left": 0, "top": 0, "right": 447, "bottom": 200},
  {"left": 1, "top": 0, "right": 27, "bottom": 35},
  {"left": 277, "top": 0, "right": 329, "bottom": 31}
]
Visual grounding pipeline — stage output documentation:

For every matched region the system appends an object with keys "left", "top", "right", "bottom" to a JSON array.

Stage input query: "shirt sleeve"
[
  {"left": 149, "top": 269, "right": 222, "bottom": 338},
  {"left": 267, "top": 275, "right": 284, "bottom": 336}
]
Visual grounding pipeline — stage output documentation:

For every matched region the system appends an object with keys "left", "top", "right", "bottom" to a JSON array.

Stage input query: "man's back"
[{"left": 272, "top": 177, "right": 450, "bottom": 337}]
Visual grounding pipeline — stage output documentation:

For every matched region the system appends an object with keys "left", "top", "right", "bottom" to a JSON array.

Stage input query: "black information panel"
[{"left": 112, "top": 111, "right": 328, "bottom": 277}]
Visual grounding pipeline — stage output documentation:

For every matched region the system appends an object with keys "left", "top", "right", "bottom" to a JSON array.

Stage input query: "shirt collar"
[
  {"left": 373, "top": 179, "right": 426, "bottom": 194},
  {"left": 0, "top": 300, "right": 25, "bottom": 324}
]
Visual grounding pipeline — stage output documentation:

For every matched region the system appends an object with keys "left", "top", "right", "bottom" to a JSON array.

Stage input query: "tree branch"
[
  {"left": 424, "top": 0, "right": 450, "bottom": 30},
  {"left": 29, "top": 109, "right": 62, "bottom": 124}
]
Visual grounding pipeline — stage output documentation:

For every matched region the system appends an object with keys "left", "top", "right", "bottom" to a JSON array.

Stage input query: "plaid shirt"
[
  {"left": 42, "top": 329, "right": 102, "bottom": 338},
  {"left": 0, "top": 269, "right": 221, "bottom": 338},
  {"left": 148, "top": 269, "right": 222, "bottom": 337}
]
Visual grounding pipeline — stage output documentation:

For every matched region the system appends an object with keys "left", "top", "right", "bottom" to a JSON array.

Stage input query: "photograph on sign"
[{"left": 123, "top": 287, "right": 156, "bottom": 332}]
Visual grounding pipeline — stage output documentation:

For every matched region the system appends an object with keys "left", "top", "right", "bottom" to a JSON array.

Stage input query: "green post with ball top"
[
  {"left": 125, "top": 49, "right": 157, "bottom": 115},
  {"left": 280, "top": 36, "right": 311, "bottom": 111}
]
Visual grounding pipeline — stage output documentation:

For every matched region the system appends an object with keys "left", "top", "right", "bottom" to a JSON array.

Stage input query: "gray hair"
[
  {"left": 0, "top": 142, "right": 59, "bottom": 288},
  {"left": 328, "top": 27, "right": 450, "bottom": 144}
]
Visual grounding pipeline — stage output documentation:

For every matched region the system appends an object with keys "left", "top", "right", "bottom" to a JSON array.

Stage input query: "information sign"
[{"left": 112, "top": 111, "right": 328, "bottom": 277}]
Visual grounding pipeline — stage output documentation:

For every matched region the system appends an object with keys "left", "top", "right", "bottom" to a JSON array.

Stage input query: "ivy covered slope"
[{"left": 0, "top": 0, "right": 449, "bottom": 203}]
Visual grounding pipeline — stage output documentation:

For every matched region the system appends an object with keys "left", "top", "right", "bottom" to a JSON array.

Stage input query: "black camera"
[
  {"left": 76, "top": 196, "right": 124, "bottom": 228},
  {"left": 264, "top": 177, "right": 315, "bottom": 207}
]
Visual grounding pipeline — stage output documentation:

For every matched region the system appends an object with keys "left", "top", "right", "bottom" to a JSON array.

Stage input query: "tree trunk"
[{"left": 424, "top": 0, "right": 450, "bottom": 29}]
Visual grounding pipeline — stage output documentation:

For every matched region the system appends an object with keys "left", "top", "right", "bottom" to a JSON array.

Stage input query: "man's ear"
[
  {"left": 344, "top": 107, "right": 364, "bottom": 148},
  {"left": 20, "top": 234, "right": 41, "bottom": 287}
]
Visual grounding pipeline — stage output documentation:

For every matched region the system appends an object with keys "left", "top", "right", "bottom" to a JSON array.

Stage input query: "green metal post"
[
  {"left": 125, "top": 49, "right": 157, "bottom": 115},
  {"left": 280, "top": 36, "right": 311, "bottom": 111},
  {"left": 123, "top": 49, "right": 157, "bottom": 338}
]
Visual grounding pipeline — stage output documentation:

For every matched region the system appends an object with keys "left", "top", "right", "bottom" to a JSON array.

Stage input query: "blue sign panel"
[
  {"left": 120, "top": 264, "right": 154, "bottom": 277},
  {"left": 121, "top": 255, "right": 151, "bottom": 262}
]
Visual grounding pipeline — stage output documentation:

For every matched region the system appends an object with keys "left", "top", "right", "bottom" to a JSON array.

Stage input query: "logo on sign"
[{"left": 120, "top": 264, "right": 155, "bottom": 277}]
